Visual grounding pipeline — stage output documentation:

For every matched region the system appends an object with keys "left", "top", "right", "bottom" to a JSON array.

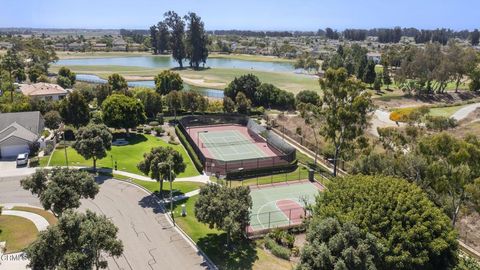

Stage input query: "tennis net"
[{"left": 202, "top": 140, "right": 254, "bottom": 148}]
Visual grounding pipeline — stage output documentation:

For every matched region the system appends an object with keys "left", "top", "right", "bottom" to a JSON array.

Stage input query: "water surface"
[{"left": 57, "top": 55, "right": 295, "bottom": 72}]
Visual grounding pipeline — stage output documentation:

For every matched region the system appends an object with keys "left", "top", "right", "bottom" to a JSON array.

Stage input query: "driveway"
[
  {"left": 79, "top": 178, "right": 209, "bottom": 270},
  {"left": 0, "top": 160, "right": 20, "bottom": 170}
]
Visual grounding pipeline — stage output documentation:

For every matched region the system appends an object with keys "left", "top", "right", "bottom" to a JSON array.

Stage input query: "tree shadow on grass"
[
  {"left": 198, "top": 233, "right": 258, "bottom": 270},
  {"left": 112, "top": 133, "right": 148, "bottom": 145}
]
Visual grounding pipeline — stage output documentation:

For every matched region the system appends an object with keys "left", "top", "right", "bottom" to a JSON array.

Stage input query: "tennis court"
[
  {"left": 199, "top": 130, "right": 267, "bottom": 161},
  {"left": 248, "top": 181, "right": 322, "bottom": 233}
]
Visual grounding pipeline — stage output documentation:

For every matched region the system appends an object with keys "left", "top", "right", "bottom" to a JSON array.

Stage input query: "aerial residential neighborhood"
[{"left": 0, "top": 1, "right": 480, "bottom": 270}]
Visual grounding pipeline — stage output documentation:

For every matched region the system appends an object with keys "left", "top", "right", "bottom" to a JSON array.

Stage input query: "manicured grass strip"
[
  {"left": 429, "top": 105, "right": 466, "bottom": 117},
  {"left": 172, "top": 195, "right": 291, "bottom": 269},
  {"left": 131, "top": 180, "right": 204, "bottom": 197},
  {"left": 0, "top": 215, "right": 38, "bottom": 253},
  {"left": 50, "top": 65, "right": 319, "bottom": 94},
  {"left": 44, "top": 134, "right": 199, "bottom": 178},
  {"left": 12, "top": 207, "right": 57, "bottom": 225}
]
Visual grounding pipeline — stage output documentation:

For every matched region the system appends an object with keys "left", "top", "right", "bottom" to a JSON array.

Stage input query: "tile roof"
[{"left": 19, "top": 83, "right": 67, "bottom": 97}]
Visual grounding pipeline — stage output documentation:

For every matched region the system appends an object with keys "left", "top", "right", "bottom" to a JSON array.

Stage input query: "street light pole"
[{"left": 169, "top": 162, "right": 175, "bottom": 226}]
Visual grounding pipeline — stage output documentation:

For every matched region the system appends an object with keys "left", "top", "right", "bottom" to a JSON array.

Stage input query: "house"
[
  {"left": 19, "top": 83, "right": 68, "bottom": 101},
  {"left": 112, "top": 39, "right": 127, "bottom": 51},
  {"left": 93, "top": 43, "right": 107, "bottom": 51},
  {"left": 68, "top": 42, "right": 84, "bottom": 51},
  {"left": 0, "top": 111, "right": 44, "bottom": 158},
  {"left": 367, "top": 52, "right": 382, "bottom": 64}
]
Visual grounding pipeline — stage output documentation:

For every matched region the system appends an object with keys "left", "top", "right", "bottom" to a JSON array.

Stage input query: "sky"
[{"left": 1, "top": 0, "right": 479, "bottom": 31}]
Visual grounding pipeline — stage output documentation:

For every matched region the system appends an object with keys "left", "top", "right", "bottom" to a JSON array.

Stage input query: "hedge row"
[
  {"left": 264, "top": 237, "right": 291, "bottom": 260},
  {"left": 226, "top": 160, "right": 297, "bottom": 180},
  {"left": 175, "top": 125, "right": 204, "bottom": 173}
]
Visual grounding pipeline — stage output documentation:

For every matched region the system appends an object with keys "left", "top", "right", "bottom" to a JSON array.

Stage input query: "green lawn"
[
  {"left": 42, "top": 134, "right": 200, "bottom": 178},
  {"left": 131, "top": 180, "right": 204, "bottom": 197},
  {"left": 429, "top": 105, "right": 466, "bottom": 117},
  {"left": 50, "top": 65, "right": 320, "bottom": 94},
  {"left": 0, "top": 215, "right": 38, "bottom": 253},
  {"left": 172, "top": 196, "right": 261, "bottom": 269},
  {"left": 209, "top": 53, "right": 294, "bottom": 63}
]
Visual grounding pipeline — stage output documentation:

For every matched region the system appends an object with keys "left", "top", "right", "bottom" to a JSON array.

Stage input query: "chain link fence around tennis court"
[
  {"left": 178, "top": 114, "right": 296, "bottom": 177},
  {"left": 247, "top": 207, "right": 310, "bottom": 237}
]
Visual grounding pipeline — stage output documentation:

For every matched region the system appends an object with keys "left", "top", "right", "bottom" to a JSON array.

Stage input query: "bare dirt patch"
[{"left": 457, "top": 212, "right": 480, "bottom": 254}]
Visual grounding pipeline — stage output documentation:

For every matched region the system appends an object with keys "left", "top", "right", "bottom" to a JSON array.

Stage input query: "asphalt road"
[
  {"left": 0, "top": 175, "right": 41, "bottom": 206},
  {"left": 0, "top": 175, "right": 209, "bottom": 270}
]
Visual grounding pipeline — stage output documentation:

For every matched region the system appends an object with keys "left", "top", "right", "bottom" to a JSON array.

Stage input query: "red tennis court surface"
[{"left": 276, "top": 199, "right": 305, "bottom": 225}]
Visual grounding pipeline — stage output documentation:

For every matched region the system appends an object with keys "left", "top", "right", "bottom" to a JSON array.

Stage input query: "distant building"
[
  {"left": 54, "top": 43, "right": 66, "bottom": 51},
  {"left": 93, "top": 43, "right": 107, "bottom": 51},
  {"left": 68, "top": 42, "right": 84, "bottom": 51},
  {"left": 19, "top": 83, "right": 68, "bottom": 101},
  {"left": 367, "top": 52, "right": 382, "bottom": 64},
  {"left": 112, "top": 39, "right": 127, "bottom": 51},
  {"left": 0, "top": 111, "right": 44, "bottom": 158}
]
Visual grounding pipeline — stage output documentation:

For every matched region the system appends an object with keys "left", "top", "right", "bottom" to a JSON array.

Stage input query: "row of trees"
[
  {"left": 322, "top": 44, "right": 379, "bottom": 87},
  {"left": 353, "top": 130, "right": 480, "bottom": 227},
  {"left": 321, "top": 27, "right": 480, "bottom": 45},
  {"left": 150, "top": 11, "right": 209, "bottom": 68},
  {"left": 223, "top": 74, "right": 295, "bottom": 111},
  {"left": 294, "top": 53, "right": 320, "bottom": 73},
  {"left": 0, "top": 39, "right": 58, "bottom": 85},
  {"left": 392, "top": 41, "right": 479, "bottom": 94}
]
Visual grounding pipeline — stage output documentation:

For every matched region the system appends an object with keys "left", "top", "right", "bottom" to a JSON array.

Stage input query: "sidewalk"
[{"left": 0, "top": 208, "right": 50, "bottom": 270}]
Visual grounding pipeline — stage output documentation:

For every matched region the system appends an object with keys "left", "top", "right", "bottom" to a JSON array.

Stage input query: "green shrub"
[
  {"left": 226, "top": 161, "right": 297, "bottom": 180},
  {"left": 175, "top": 125, "right": 204, "bottom": 172},
  {"left": 144, "top": 127, "right": 152, "bottom": 134},
  {"left": 29, "top": 157, "right": 40, "bottom": 167},
  {"left": 149, "top": 121, "right": 159, "bottom": 127},
  {"left": 425, "top": 115, "right": 457, "bottom": 131},
  {"left": 389, "top": 106, "right": 429, "bottom": 123},
  {"left": 267, "top": 228, "right": 295, "bottom": 248},
  {"left": 42, "top": 129, "right": 51, "bottom": 138},
  {"left": 264, "top": 237, "right": 291, "bottom": 260},
  {"left": 156, "top": 113, "right": 164, "bottom": 125}
]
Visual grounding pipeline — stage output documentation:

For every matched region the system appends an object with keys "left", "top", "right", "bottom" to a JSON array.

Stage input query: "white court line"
[{"left": 252, "top": 197, "right": 302, "bottom": 230}]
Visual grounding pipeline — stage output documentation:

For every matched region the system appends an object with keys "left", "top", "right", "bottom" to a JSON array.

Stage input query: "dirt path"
[{"left": 368, "top": 110, "right": 402, "bottom": 137}]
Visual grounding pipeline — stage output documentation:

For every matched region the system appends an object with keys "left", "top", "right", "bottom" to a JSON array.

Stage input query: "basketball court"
[{"left": 248, "top": 181, "right": 323, "bottom": 233}]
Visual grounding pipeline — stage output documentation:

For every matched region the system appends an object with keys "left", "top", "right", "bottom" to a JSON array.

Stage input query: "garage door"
[{"left": 1, "top": 145, "right": 29, "bottom": 158}]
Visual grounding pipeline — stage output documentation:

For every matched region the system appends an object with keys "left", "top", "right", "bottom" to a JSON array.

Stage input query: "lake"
[
  {"left": 76, "top": 74, "right": 225, "bottom": 98},
  {"left": 56, "top": 55, "right": 295, "bottom": 73}
]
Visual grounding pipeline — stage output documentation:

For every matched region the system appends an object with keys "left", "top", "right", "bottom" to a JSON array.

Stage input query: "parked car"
[{"left": 16, "top": 153, "right": 29, "bottom": 166}]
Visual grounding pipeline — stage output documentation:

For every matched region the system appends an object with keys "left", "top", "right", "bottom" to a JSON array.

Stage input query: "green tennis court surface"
[
  {"left": 199, "top": 130, "right": 267, "bottom": 161},
  {"left": 249, "top": 181, "right": 321, "bottom": 232}
]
